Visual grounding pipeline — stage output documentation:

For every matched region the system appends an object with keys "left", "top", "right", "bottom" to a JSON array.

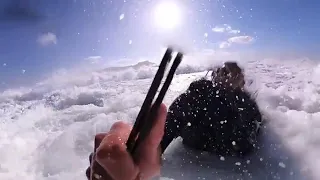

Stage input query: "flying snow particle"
[
  {"left": 220, "top": 120, "right": 227, "bottom": 124},
  {"left": 3, "top": 63, "right": 6, "bottom": 66},
  {"left": 279, "top": 162, "right": 286, "bottom": 168},
  {"left": 235, "top": 162, "right": 241, "bottom": 166},
  {"left": 129, "top": 40, "right": 132, "bottom": 44},
  {"left": 22, "top": 69, "right": 26, "bottom": 74},
  {"left": 187, "top": 122, "right": 191, "bottom": 126},
  {"left": 220, "top": 156, "right": 225, "bottom": 161},
  {"left": 120, "top": 14, "right": 125, "bottom": 20},
  {"left": 232, "top": 141, "right": 236, "bottom": 145}
]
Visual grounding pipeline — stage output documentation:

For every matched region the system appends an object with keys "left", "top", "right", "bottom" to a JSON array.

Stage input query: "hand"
[{"left": 87, "top": 103, "right": 167, "bottom": 180}]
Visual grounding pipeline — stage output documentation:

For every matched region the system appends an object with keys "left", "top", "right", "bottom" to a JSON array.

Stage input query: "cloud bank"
[
  {"left": 37, "top": 32, "right": 57, "bottom": 46},
  {"left": 219, "top": 35, "right": 254, "bottom": 49},
  {"left": 212, "top": 24, "right": 240, "bottom": 34}
]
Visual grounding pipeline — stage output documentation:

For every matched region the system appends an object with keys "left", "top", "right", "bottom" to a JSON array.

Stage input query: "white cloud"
[
  {"left": 228, "top": 36, "right": 254, "bottom": 44},
  {"left": 212, "top": 27, "right": 225, "bottom": 33},
  {"left": 219, "top": 41, "right": 231, "bottom": 49},
  {"left": 86, "top": 56, "right": 102, "bottom": 60},
  {"left": 212, "top": 24, "right": 240, "bottom": 34},
  {"left": 219, "top": 35, "right": 254, "bottom": 49},
  {"left": 85, "top": 56, "right": 102, "bottom": 64},
  {"left": 37, "top": 32, "right": 57, "bottom": 46},
  {"left": 229, "top": 29, "right": 241, "bottom": 34}
]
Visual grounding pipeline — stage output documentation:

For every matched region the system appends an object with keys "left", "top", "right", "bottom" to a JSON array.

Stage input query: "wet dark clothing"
[{"left": 160, "top": 78, "right": 263, "bottom": 157}]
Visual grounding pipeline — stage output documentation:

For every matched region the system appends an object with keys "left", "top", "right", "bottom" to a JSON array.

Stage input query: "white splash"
[{"left": 0, "top": 55, "right": 320, "bottom": 180}]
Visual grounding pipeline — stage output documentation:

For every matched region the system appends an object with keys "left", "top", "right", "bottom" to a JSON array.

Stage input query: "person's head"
[{"left": 212, "top": 61, "right": 245, "bottom": 90}]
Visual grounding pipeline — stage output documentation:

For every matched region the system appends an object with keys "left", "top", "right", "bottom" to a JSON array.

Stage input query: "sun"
[{"left": 153, "top": 1, "right": 182, "bottom": 30}]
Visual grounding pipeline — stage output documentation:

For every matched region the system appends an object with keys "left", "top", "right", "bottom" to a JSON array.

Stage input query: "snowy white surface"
[{"left": 1, "top": 58, "right": 320, "bottom": 180}]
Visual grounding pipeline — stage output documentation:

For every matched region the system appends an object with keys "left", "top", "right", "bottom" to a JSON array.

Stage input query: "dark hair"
[
  {"left": 223, "top": 62, "right": 242, "bottom": 75},
  {"left": 211, "top": 61, "right": 245, "bottom": 89}
]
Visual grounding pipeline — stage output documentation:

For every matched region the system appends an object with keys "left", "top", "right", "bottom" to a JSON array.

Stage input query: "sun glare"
[{"left": 153, "top": 1, "right": 182, "bottom": 30}]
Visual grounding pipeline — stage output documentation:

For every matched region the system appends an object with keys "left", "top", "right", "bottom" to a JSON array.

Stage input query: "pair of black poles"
[{"left": 88, "top": 47, "right": 184, "bottom": 180}]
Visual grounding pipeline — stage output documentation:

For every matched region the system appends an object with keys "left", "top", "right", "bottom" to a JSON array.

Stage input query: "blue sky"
[{"left": 0, "top": 0, "right": 320, "bottom": 90}]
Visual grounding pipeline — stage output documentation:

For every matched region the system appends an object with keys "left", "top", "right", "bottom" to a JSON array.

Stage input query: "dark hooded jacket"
[{"left": 160, "top": 78, "right": 263, "bottom": 157}]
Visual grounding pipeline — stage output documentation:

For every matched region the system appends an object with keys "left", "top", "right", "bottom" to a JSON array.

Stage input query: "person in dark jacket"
[{"left": 160, "top": 62, "right": 263, "bottom": 157}]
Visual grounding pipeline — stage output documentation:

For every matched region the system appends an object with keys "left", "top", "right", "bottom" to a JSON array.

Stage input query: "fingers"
[
  {"left": 86, "top": 133, "right": 107, "bottom": 180},
  {"left": 135, "top": 103, "right": 167, "bottom": 179},
  {"left": 93, "top": 103, "right": 168, "bottom": 180},
  {"left": 95, "top": 121, "right": 139, "bottom": 180}
]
